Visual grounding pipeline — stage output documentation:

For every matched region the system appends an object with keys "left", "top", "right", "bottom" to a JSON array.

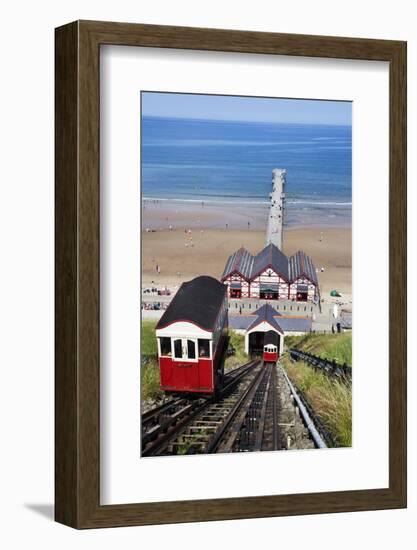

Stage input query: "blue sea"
[{"left": 141, "top": 116, "right": 352, "bottom": 227}]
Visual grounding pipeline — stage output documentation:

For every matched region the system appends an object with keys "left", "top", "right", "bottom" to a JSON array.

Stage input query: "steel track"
[
  {"left": 142, "top": 360, "right": 325, "bottom": 456},
  {"left": 141, "top": 360, "right": 260, "bottom": 456}
]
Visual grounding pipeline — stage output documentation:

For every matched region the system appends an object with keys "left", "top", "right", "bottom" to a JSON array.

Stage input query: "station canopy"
[{"left": 246, "top": 304, "right": 284, "bottom": 335}]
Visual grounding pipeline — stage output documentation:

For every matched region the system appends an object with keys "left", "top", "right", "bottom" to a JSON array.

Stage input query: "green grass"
[
  {"left": 141, "top": 357, "right": 162, "bottom": 402},
  {"left": 141, "top": 320, "right": 158, "bottom": 356},
  {"left": 285, "top": 332, "right": 352, "bottom": 366},
  {"left": 282, "top": 355, "right": 352, "bottom": 447},
  {"left": 141, "top": 320, "right": 162, "bottom": 402},
  {"left": 224, "top": 330, "right": 248, "bottom": 372}
]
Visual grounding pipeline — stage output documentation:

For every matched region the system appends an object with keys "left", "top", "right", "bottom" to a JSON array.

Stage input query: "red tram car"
[
  {"left": 263, "top": 343, "right": 278, "bottom": 364},
  {"left": 155, "top": 276, "right": 228, "bottom": 396},
  {"left": 262, "top": 329, "right": 280, "bottom": 364}
]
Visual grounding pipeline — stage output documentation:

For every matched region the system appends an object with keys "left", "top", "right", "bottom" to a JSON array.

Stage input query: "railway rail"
[
  {"left": 289, "top": 348, "right": 351, "bottom": 381},
  {"left": 141, "top": 360, "right": 259, "bottom": 456},
  {"left": 141, "top": 359, "right": 323, "bottom": 456},
  {"left": 212, "top": 362, "right": 281, "bottom": 453}
]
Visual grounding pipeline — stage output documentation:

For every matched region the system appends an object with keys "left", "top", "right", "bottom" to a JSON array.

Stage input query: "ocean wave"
[
  {"left": 142, "top": 196, "right": 351, "bottom": 207},
  {"left": 144, "top": 139, "right": 326, "bottom": 147},
  {"left": 286, "top": 200, "right": 352, "bottom": 206},
  {"left": 142, "top": 197, "right": 270, "bottom": 205}
]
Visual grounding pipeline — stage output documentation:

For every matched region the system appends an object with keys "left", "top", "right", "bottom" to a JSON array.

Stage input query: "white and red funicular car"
[{"left": 155, "top": 276, "right": 228, "bottom": 396}]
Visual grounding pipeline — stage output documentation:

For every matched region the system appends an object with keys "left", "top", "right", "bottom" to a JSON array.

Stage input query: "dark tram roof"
[
  {"left": 156, "top": 276, "right": 227, "bottom": 331},
  {"left": 246, "top": 304, "right": 284, "bottom": 334},
  {"left": 221, "top": 243, "right": 317, "bottom": 284}
]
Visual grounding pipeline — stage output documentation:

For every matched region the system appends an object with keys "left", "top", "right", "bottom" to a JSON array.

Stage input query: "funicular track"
[
  {"left": 211, "top": 362, "right": 282, "bottom": 453},
  {"left": 141, "top": 360, "right": 300, "bottom": 456},
  {"left": 141, "top": 360, "right": 260, "bottom": 457},
  {"left": 141, "top": 359, "right": 327, "bottom": 456}
]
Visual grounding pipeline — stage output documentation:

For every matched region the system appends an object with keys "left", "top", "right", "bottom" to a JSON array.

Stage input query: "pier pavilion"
[{"left": 221, "top": 243, "right": 319, "bottom": 303}]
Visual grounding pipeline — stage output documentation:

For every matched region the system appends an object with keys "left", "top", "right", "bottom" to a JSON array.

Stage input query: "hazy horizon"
[{"left": 141, "top": 91, "right": 352, "bottom": 127}]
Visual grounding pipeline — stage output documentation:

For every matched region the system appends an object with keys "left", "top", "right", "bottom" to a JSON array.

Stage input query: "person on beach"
[
  {"left": 248, "top": 221, "right": 250, "bottom": 231},
  {"left": 156, "top": 264, "right": 160, "bottom": 275}
]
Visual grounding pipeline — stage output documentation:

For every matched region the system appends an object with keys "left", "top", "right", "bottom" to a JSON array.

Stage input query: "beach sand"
[
  {"left": 142, "top": 225, "right": 351, "bottom": 297},
  {"left": 142, "top": 199, "right": 269, "bottom": 230},
  {"left": 142, "top": 198, "right": 351, "bottom": 232}
]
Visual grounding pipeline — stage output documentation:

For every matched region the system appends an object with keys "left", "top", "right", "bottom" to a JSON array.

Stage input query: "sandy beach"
[
  {"left": 142, "top": 199, "right": 351, "bottom": 232},
  {"left": 142, "top": 207, "right": 351, "bottom": 298}
]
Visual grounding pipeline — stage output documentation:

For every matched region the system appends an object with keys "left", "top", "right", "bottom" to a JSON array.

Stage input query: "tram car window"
[
  {"left": 187, "top": 340, "right": 196, "bottom": 360},
  {"left": 198, "top": 339, "right": 210, "bottom": 358},
  {"left": 159, "top": 337, "right": 171, "bottom": 356},
  {"left": 155, "top": 276, "right": 228, "bottom": 396}
]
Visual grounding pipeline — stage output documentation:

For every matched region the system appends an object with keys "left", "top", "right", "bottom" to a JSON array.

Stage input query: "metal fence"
[{"left": 289, "top": 348, "right": 352, "bottom": 382}]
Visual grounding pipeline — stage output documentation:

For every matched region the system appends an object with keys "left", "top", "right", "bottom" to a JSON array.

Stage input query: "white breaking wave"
[
  {"left": 286, "top": 200, "right": 352, "bottom": 206},
  {"left": 142, "top": 197, "right": 351, "bottom": 207},
  {"left": 142, "top": 197, "right": 270, "bottom": 205}
]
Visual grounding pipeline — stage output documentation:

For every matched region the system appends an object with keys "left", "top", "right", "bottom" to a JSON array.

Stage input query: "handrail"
[
  {"left": 280, "top": 366, "right": 327, "bottom": 449},
  {"left": 289, "top": 348, "right": 351, "bottom": 381}
]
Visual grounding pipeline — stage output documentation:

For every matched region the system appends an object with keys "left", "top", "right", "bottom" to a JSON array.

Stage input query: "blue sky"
[{"left": 141, "top": 92, "right": 351, "bottom": 126}]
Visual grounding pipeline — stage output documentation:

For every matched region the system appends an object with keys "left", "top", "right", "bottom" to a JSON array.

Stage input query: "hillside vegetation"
[
  {"left": 224, "top": 330, "right": 248, "bottom": 372},
  {"left": 141, "top": 320, "right": 161, "bottom": 402},
  {"left": 141, "top": 319, "right": 158, "bottom": 356},
  {"left": 282, "top": 355, "right": 352, "bottom": 447},
  {"left": 282, "top": 330, "right": 352, "bottom": 447},
  {"left": 285, "top": 332, "right": 352, "bottom": 366}
]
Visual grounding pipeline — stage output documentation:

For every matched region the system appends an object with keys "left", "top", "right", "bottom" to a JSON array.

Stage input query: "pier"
[{"left": 266, "top": 168, "right": 286, "bottom": 250}]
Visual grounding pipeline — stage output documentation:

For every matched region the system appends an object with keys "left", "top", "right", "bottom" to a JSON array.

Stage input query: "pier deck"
[{"left": 266, "top": 168, "right": 286, "bottom": 249}]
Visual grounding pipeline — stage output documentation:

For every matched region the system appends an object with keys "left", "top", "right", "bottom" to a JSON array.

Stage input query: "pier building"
[{"left": 221, "top": 243, "right": 319, "bottom": 303}]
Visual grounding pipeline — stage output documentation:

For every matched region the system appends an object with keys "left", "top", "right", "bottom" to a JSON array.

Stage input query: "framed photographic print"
[{"left": 55, "top": 20, "right": 406, "bottom": 528}]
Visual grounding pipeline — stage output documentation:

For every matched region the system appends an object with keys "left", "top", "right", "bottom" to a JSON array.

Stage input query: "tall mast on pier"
[{"left": 266, "top": 168, "right": 286, "bottom": 250}]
